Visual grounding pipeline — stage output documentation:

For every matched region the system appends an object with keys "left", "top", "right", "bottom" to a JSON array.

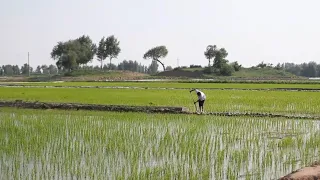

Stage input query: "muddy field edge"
[{"left": 1, "top": 100, "right": 319, "bottom": 120}]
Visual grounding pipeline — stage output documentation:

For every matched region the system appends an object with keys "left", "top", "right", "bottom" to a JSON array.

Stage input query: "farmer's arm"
[{"left": 189, "top": 88, "right": 198, "bottom": 93}]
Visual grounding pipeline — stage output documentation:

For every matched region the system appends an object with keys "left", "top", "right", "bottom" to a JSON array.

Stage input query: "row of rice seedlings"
[
  {"left": 0, "top": 109, "right": 320, "bottom": 179},
  {"left": 4, "top": 81, "right": 320, "bottom": 89},
  {"left": 1, "top": 87, "right": 320, "bottom": 116}
]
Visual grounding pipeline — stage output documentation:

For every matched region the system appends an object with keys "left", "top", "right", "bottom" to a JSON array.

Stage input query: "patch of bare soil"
[
  {"left": 279, "top": 162, "right": 320, "bottom": 180},
  {"left": 0, "top": 71, "right": 149, "bottom": 82},
  {"left": 61, "top": 71, "right": 149, "bottom": 81},
  {"left": 156, "top": 69, "right": 204, "bottom": 78},
  {"left": 0, "top": 100, "right": 189, "bottom": 114}
]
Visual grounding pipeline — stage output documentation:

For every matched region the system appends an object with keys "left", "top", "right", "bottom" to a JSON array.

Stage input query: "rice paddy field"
[
  {"left": 1, "top": 81, "right": 320, "bottom": 179},
  {"left": 2, "top": 81, "right": 320, "bottom": 89}
]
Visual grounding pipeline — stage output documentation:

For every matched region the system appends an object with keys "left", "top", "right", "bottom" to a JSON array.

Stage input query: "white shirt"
[{"left": 195, "top": 89, "right": 206, "bottom": 101}]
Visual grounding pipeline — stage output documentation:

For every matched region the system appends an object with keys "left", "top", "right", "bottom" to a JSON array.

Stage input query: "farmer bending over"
[{"left": 190, "top": 88, "right": 206, "bottom": 113}]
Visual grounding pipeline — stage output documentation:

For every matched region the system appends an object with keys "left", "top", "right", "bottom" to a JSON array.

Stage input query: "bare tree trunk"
[
  {"left": 109, "top": 58, "right": 112, "bottom": 70},
  {"left": 155, "top": 59, "right": 165, "bottom": 71}
]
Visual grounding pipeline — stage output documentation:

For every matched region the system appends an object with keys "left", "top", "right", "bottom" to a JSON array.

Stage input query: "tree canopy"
[
  {"left": 204, "top": 45, "right": 217, "bottom": 67},
  {"left": 143, "top": 46, "right": 168, "bottom": 71},
  {"left": 97, "top": 35, "right": 121, "bottom": 70},
  {"left": 51, "top": 35, "right": 97, "bottom": 71}
]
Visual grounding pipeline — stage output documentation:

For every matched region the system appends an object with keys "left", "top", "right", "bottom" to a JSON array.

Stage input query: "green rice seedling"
[
  {"left": 1, "top": 87, "right": 320, "bottom": 116},
  {"left": 3, "top": 81, "right": 320, "bottom": 89},
  {"left": 0, "top": 108, "right": 320, "bottom": 179}
]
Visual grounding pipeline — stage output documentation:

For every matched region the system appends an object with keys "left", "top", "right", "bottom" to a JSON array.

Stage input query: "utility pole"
[{"left": 28, "top": 52, "right": 30, "bottom": 77}]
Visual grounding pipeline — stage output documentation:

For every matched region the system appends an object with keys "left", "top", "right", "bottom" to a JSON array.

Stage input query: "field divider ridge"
[
  {"left": 1, "top": 84, "right": 320, "bottom": 92},
  {"left": 0, "top": 100, "right": 319, "bottom": 120}
]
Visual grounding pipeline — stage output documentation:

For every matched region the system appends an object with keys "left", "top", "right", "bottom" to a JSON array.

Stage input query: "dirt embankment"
[
  {"left": 0, "top": 71, "right": 150, "bottom": 82},
  {"left": 156, "top": 69, "right": 204, "bottom": 78},
  {"left": 279, "top": 162, "right": 320, "bottom": 180},
  {"left": 0, "top": 100, "right": 319, "bottom": 120},
  {"left": 0, "top": 100, "right": 188, "bottom": 114}
]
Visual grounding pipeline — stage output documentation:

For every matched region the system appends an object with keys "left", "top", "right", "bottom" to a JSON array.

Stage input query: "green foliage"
[
  {"left": 147, "top": 60, "right": 159, "bottom": 74},
  {"left": 212, "top": 48, "right": 228, "bottom": 70},
  {"left": 3, "top": 65, "right": 14, "bottom": 75},
  {"left": 97, "top": 35, "right": 121, "bottom": 70},
  {"left": 96, "top": 37, "right": 106, "bottom": 69},
  {"left": 220, "top": 63, "right": 234, "bottom": 76},
  {"left": 203, "top": 45, "right": 231, "bottom": 75},
  {"left": 143, "top": 46, "right": 168, "bottom": 71},
  {"left": 257, "top": 61, "right": 267, "bottom": 68},
  {"left": 20, "top": 63, "right": 31, "bottom": 75},
  {"left": 204, "top": 45, "right": 217, "bottom": 67},
  {"left": 203, "top": 66, "right": 214, "bottom": 74},
  {"left": 233, "top": 67, "right": 294, "bottom": 78},
  {"left": 2, "top": 65, "right": 20, "bottom": 76},
  {"left": 51, "top": 35, "right": 97, "bottom": 71},
  {"left": 1, "top": 87, "right": 320, "bottom": 115},
  {"left": 5, "top": 81, "right": 320, "bottom": 89},
  {"left": 230, "top": 61, "right": 242, "bottom": 71},
  {"left": 1, "top": 108, "right": 320, "bottom": 179},
  {"left": 165, "top": 66, "right": 173, "bottom": 71}
]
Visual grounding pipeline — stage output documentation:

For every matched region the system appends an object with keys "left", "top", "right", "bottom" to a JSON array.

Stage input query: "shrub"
[
  {"left": 190, "top": 65, "right": 202, "bottom": 68},
  {"left": 203, "top": 67, "right": 214, "bottom": 74},
  {"left": 220, "top": 64, "right": 234, "bottom": 76}
]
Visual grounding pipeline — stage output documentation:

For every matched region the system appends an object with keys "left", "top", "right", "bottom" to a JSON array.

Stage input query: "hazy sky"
[{"left": 1, "top": 0, "right": 320, "bottom": 69}]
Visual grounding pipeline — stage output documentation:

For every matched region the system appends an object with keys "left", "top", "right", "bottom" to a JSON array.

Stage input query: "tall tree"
[
  {"left": 36, "top": 66, "right": 42, "bottom": 74},
  {"left": 97, "top": 37, "right": 106, "bottom": 69},
  {"left": 213, "top": 48, "right": 228, "bottom": 70},
  {"left": 230, "top": 61, "right": 242, "bottom": 71},
  {"left": 204, "top": 45, "right": 217, "bottom": 67},
  {"left": 41, "top": 65, "right": 49, "bottom": 74},
  {"left": 21, "top": 63, "right": 32, "bottom": 75},
  {"left": 104, "top": 35, "right": 121, "bottom": 70},
  {"left": 147, "top": 60, "right": 159, "bottom": 74},
  {"left": 3, "top": 65, "right": 13, "bottom": 76},
  {"left": 48, "top": 64, "right": 58, "bottom": 74},
  {"left": 12, "top": 65, "right": 20, "bottom": 75},
  {"left": 51, "top": 35, "right": 97, "bottom": 71},
  {"left": 143, "top": 45, "right": 168, "bottom": 71}
]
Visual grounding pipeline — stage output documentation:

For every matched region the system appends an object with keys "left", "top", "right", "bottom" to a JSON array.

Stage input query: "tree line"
[
  {"left": 50, "top": 34, "right": 241, "bottom": 75},
  {"left": 204, "top": 45, "right": 242, "bottom": 76},
  {"left": 50, "top": 35, "right": 169, "bottom": 72},
  {"left": 2, "top": 33, "right": 319, "bottom": 77},
  {"left": 0, "top": 59, "right": 173, "bottom": 76},
  {"left": 0, "top": 64, "right": 58, "bottom": 76},
  {"left": 256, "top": 61, "right": 320, "bottom": 77}
]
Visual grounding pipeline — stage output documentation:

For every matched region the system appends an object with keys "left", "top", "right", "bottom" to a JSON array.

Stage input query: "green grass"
[
  {"left": 1, "top": 108, "right": 319, "bottom": 179},
  {"left": 181, "top": 68, "right": 203, "bottom": 72},
  {"left": 0, "top": 87, "right": 319, "bottom": 116},
  {"left": 2, "top": 81, "right": 320, "bottom": 89},
  {"left": 177, "top": 67, "right": 296, "bottom": 77},
  {"left": 233, "top": 67, "right": 295, "bottom": 77}
]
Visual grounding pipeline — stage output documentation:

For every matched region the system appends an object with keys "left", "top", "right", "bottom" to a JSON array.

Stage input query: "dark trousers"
[{"left": 198, "top": 100, "right": 205, "bottom": 108}]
